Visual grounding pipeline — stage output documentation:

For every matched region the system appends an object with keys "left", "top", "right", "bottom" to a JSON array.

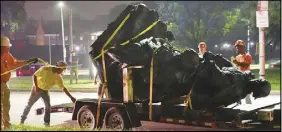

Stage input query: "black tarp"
[{"left": 89, "top": 4, "right": 271, "bottom": 110}]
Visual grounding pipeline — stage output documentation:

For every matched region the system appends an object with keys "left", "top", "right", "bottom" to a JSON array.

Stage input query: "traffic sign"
[
  {"left": 256, "top": 11, "right": 269, "bottom": 27},
  {"left": 258, "top": 1, "right": 268, "bottom": 11}
]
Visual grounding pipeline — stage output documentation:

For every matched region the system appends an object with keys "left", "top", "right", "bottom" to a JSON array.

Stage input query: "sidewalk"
[{"left": 9, "top": 88, "right": 280, "bottom": 95}]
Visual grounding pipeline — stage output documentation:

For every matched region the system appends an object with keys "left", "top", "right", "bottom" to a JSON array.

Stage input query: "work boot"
[
  {"left": 19, "top": 121, "right": 24, "bottom": 125},
  {"left": 44, "top": 122, "right": 50, "bottom": 127},
  {"left": 19, "top": 118, "right": 25, "bottom": 125}
]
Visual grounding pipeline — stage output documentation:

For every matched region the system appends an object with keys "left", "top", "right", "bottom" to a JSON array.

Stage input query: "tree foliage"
[
  {"left": 240, "top": 1, "right": 281, "bottom": 49},
  {"left": 152, "top": 1, "right": 243, "bottom": 49},
  {"left": 149, "top": 1, "right": 280, "bottom": 51},
  {"left": 1, "top": 1, "right": 27, "bottom": 32}
]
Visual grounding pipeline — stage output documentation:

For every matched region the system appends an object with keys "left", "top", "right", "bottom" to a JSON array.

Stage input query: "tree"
[
  {"left": 154, "top": 1, "right": 243, "bottom": 49},
  {"left": 1, "top": 1, "right": 27, "bottom": 32},
  {"left": 240, "top": 1, "right": 281, "bottom": 49}
]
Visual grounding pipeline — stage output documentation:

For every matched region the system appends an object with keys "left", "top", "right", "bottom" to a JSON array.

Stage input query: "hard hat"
[
  {"left": 198, "top": 42, "right": 206, "bottom": 48},
  {"left": 1, "top": 36, "right": 12, "bottom": 47},
  {"left": 234, "top": 40, "right": 245, "bottom": 47},
  {"left": 56, "top": 61, "right": 68, "bottom": 69}
]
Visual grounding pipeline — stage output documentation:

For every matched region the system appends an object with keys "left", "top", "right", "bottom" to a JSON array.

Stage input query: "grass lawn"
[
  {"left": 8, "top": 75, "right": 97, "bottom": 90},
  {"left": 4, "top": 124, "right": 115, "bottom": 131},
  {"left": 4, "top": 124, "right": 88, "bottom": 131},
  {"left": 251, "top": 68, "right": 281, "bottom": 90}
]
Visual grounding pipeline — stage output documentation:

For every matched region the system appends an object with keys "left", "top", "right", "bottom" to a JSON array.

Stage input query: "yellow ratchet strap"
[{"left": 92, "top": 20, "right": 160, "bottom": 61}]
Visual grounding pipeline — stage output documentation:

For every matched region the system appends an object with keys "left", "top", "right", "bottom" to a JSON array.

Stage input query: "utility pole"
[
  {"left": 60, "top": 4, "right": 66, "bottom": 62},
  {"left": 247, "top": 20, "right": 250, "bottom": 53},
  {"left": 69, "top": 8, "right": 74, "bottom": 84},
  {"left": 49, "top": 36, "right": 52, "bottom": 64},
  {"left": 256, "top": 1, "right": 268, "bottom": 79}
]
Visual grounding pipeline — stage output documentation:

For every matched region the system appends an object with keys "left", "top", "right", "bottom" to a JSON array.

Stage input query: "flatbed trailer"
[
  {"left": 36, "top": 99, "right": 280, "bottom": 130},
  {"left": 36, "top": 66, "right": 281, "bottom": 131}
]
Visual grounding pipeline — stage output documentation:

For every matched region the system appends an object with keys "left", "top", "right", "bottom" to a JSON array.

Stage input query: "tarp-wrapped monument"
[{"left": 89, "top": 4, "right": 271, "bottom": 110}]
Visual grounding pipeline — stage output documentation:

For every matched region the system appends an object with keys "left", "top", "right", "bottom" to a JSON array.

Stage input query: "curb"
[
  {"left": 9, "top": 89, "right": 280, "bottom": 95},
  {"left": 270, "top": 91, "right": 281, "bottom": 95}
]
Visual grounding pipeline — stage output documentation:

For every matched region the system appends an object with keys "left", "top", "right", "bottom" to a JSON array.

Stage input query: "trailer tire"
[
  {"left": 104, "top": 107, "right": 132, "bottom": 130},
  {"left": 77, "top": 105, "right": 96, "bottom": 130}
]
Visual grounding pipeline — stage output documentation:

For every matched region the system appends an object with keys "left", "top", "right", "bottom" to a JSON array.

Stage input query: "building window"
[
  {"left": 91, "top": 36, "right": 95, "bottom": 40},
  {"left": 80, "top": 36, "right": 83, "bottom": 40},
  {"left": 65, "top": 36, "right": 68, "bottom": 40}
]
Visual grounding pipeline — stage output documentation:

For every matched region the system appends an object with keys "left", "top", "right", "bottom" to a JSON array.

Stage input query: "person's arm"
[
  {"left": 10, "top": 59, "right": 29, "bottom": 70},
  {"left": 33, "top": 67, "right": 45, "bottom": 94},
  {"left": 56, "top": 75, "right": 76, "bottom": 102},
  {"left": 33, "top": 75, "right": 40, "bottom": 94},
  {"left": 236, "top": 62, "right": 250, "bottom": 67},
  {"left": 1, "top": 60, "right": 5, "bottom": 75},
  {"left": 94, "top": 74, "right": 98, "bottom": 84},
  {"left": 63, "top": 87, "right": 76, "bottom": 103},
  {"left": 236, "top": 55, "right": 252, "bottom": 68},
  {"left": 9, "top": 53, "right": 38, "bottom": 69}
]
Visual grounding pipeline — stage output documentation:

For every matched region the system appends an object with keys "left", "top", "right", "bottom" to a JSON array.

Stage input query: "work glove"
[
  {"left": 28, "top": 58, "right": 39, "bottom": 64},
  {"left": 71, "top": 97, "right": 76, "bottom": 103}
]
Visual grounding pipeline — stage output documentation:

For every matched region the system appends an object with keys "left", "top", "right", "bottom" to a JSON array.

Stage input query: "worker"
[
  {"left": 198, "top": 42, "right": 207, "bottom": 58},
  {"left": 232, "top": 40, "right": 252, "bottom": 71},
  {"left": 232, "top": 40, "right": 253, "bottom": 104},
  {"left": 20, "top": 61, "right": 76, "bottom": 127},
  {"left": 1, "top": 36, "right": 38, "bottom": 130},
  {"left": 70, "top": 51, "right": 79, "bottom": 84},
  {"left": 94, "top": 73, "right": 103, "bottom": 95}
]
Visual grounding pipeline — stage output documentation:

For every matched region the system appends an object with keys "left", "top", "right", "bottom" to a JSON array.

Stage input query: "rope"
[
  {"left": 102, "top": 13, "right": 131, "bottom": 50},
  {"left": 93, "top": 16, "right": 160, "bottom": 127},
  {"left": 149, "top": 57, "right": 154, "bottom": 121},
  {"left": 120, "top": 20, "right": 160, "bottom": 46},
  {"left": 95, "top": 13, "right": 131, "bottom": 128},
  {"left": 183, "top": 65, "right": 203, "bottom": 112},
  {"left": 1, "top": 58, "right": 79, "bottom": 76}
]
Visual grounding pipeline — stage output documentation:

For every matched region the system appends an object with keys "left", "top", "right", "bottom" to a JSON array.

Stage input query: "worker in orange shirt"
[
  {"left": 198, "top": 42, "right": 207, "bottom": 58},
  {"left": 1, "top": 36, "right": 38, "bottom": 130},
  {"left": 232, "top": 40, "right": 253, "bottom": 104},
  {"left": 232, "top": 40, "right": 252, "bottom": 71}
]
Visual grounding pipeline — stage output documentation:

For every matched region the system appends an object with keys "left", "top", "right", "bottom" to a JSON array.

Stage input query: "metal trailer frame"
[{"left": 36, "top": 66, "right": 281, "bottom": 131}]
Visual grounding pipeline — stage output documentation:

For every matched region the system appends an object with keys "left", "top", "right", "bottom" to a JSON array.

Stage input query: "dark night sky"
[{"left": 25, "top": 1, "right": 140, "bottom": 20}]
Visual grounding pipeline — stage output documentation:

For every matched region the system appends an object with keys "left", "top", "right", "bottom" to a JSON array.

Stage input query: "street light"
[
  {"left": 215, "top": 45, "right": 218, "bottom": 48},
  {"left": 75, "top": 46, "right": 80, "bottom": 51},
  {"left": 221, "top": 43, "right": 231, "bottom": 51},
  {"left": 58, "top": 1, "right": 66, "bottom": 62}
]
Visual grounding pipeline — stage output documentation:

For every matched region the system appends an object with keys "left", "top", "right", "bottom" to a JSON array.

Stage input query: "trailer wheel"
[
  {"left": 104, "top": 107, "right": 131, "bottom": 130},
  {"left": 77, "top": 105, "right": 96, "bottom": 130}
]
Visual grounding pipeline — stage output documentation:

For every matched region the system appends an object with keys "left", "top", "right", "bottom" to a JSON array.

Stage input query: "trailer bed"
[{"left": 36, "top": 98, "right": 281, "bottom": 130}]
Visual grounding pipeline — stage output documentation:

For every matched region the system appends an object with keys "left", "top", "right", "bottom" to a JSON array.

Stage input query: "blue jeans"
[{"left": 21, "top": 88, "right": 51, "bottom": 124}]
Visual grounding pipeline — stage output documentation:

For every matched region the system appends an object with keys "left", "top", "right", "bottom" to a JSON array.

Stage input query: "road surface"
[{"left": 9, "top": 92, "right": 280, "bottom": 130}]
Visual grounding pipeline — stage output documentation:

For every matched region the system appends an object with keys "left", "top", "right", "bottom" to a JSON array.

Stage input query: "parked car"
[{"left": 16, "top": 63, "right": 44, "bottom": 77}]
